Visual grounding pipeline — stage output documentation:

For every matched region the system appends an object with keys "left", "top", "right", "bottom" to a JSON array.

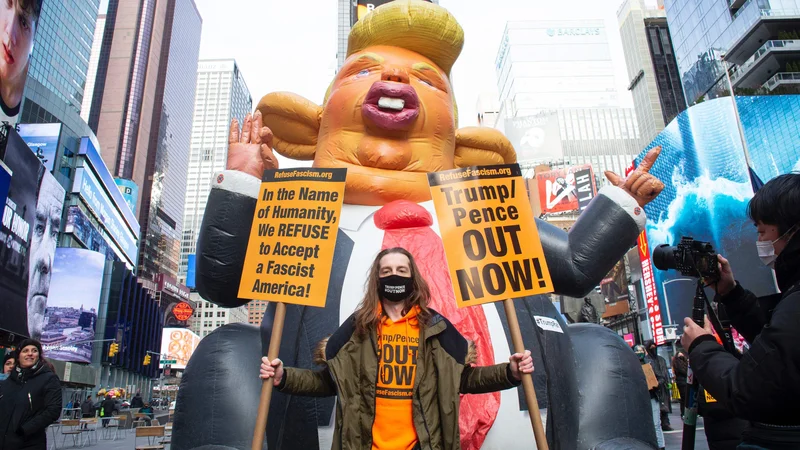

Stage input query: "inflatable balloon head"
[{"left": 256, "top": 0, "right": 516, "bottom": 205}]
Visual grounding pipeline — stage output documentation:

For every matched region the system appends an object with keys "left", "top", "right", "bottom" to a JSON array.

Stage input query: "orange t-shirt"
[{"left": 371, "top": 307, "right": 420, "bottom": 450}]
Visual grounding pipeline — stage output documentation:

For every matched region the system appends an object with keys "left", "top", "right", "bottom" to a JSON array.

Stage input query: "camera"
[{"left": 653, "top": 236, "right": 720, "bottom": 281}]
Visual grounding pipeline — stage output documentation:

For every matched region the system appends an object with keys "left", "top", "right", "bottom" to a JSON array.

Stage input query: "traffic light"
[
  {"left": 108, "top": 342, "right": 119, "bottom": 357},
  {"left": 143, "top": 354, "right": 151, "bottom": 366}
]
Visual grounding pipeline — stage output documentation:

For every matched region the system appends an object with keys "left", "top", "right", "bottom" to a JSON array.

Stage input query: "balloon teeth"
[{"left": 378, "top": 97, "right": 405, "bottom": 111}]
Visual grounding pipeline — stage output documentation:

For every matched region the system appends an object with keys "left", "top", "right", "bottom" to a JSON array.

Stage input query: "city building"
[
  {"left": 476, "top": 92, "right": 501, "bottom": 128},
  {"left": 248, "top": 301, "right": 269, "bottom": 325},
  {"left": 336, "top": 0, "right": 439, "bottom": 69},
  {"left": 190, "top": 295, "right": 248, "bottom": 338},
  {"left": 618, "top": 0, "right": 686, "bottom": 145},
  {"left": 80, "top": 13, "right": 106, "bottom": 123},
  {"left": 89, "top": 0, "right": 203, "bottom": 282},
  {"left": 664, "top": 0, "right": 800, "bottom": 104},
  {"left": 179, "top": 60, "right": 252, "bottom": 281}
]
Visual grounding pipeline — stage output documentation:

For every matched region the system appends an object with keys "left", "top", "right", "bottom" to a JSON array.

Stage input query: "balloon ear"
[
  {"left": 454, "top": 127, "right": 517, "bottom": 167},
  {"left": 257, "top": 92, "right": 322, "bottom": 161}
]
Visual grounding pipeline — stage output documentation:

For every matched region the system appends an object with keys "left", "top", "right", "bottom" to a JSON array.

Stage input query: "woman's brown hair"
[{"left": 354, "top": 247, "right": 433, "bottom": 337}]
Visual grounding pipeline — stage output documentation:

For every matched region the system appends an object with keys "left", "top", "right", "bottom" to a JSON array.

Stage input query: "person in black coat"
[
  {"left": 130, "top": 393, "right": 144, "bottom": 409},
  {"left": 0, "top": 339, "right": 62, "bottom": 450},
  {"left": 682, "top": 173, "right": 800, "bottom": 449},
  {"left": 99, "top": 395, "right": 118, "bottom": 427},
  {"left": 672, "top": 352, "right": 688, "bottom": 418},
  {"left": 644, "top": 339, "right": 673, "bottom": 431}
]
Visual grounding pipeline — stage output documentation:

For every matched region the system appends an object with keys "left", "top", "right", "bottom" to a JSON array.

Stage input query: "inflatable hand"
[
  {"left": 604, "top": 146, "right": 664, "bottom": 207},
  {"left": 227, "top": 110, "right": 279, "bottom": 179}
]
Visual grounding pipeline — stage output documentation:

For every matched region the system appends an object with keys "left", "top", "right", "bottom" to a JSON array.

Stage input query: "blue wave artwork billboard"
[{"left": 635, "top": 95, "right": 800, "bottom": 330}]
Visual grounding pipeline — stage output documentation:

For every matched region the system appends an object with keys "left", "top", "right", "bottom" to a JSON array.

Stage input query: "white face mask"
[{"left": 757, "top": 224, "right": 799, "bottom": 268}]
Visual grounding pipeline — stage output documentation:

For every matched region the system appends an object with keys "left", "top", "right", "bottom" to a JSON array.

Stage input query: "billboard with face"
[
  {"left": 0, "top": 127, "right": 66, "bottom": 339},
  {"left": 0, "top": 0, "right": 41, "bottom": 126},
  {"left": 41, "top": 248, "right": 105, "bottom": 363},
  {"left": 504, "top": 113, "right": 564, "bottom": 163}
]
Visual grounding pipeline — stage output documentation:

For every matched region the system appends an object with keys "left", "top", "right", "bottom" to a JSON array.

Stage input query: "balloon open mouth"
[{"left": 362, "top": 81, "right": 420, "bottom": 132}]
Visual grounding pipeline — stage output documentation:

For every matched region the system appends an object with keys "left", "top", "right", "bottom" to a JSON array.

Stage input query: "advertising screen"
[
  {"left": 73, "top": 167, "right": 138, "bottom": 265},
  {"left": 18, "top": 123, "right": 63, "bottom": 172},
  {"left": 504, "top": 113, "right": 564, "bottom": 163},
  {"left": 0, "top": 129, "right": 66, "bottom": 339},
  {"left": 64, "top": 206, "right": 121, "bottom": 262},
  {"left": 186, "top": 254, "right": 196, "bottom": 289},
  {"left": 535, "top": 164, "right": 593, "bottom": 214},
  {"left": 157, "top": 273, "right": 193, "bottom": 327},
  {"left": 160, "top": 328, "right": 201, "bottom": 370},
  {"left": 41, "top": 248, "right": 105, "bottom": 363},
  {"left": 114, "top": 178, "right": 138, "bottom": 215}
]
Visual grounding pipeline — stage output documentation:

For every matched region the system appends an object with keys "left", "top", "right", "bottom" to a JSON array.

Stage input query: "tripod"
[{"left": 681, "top": 279, "right": 741, "bottom": 450}]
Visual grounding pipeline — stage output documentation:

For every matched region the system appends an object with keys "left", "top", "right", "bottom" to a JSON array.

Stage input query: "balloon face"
[{"left": 314, "top": 45, "right": 457, "bottom": 205}]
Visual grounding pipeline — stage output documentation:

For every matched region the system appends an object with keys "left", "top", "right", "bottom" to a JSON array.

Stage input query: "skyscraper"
[
  {"left": 336, "top": 0, "right": 439, "bottom": 69},
  {"left": 180, "top": 60, "right": 252, "bottom": 280},
  {"left": 89, "top": 0, "right": 202, "bottom": 282},
  {"left": 664, "top": 0, "right": 800, "bottom": 104},
  {"left": 618, "top": 0, "right": 686, "bottom": 144},
  {"left": 191, "top": 296, "right": 248, "bottom": 338},
  {"left": 496, "top": 20, "right": 620, "bottom": 115},
  {"left": 81, "top": 14, "right": 105, "bottom": 123}
]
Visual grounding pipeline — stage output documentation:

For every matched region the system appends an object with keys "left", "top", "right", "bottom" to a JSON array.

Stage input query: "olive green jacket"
[{"left": 276, "top": 311, "right": 520, "bottom": 450}]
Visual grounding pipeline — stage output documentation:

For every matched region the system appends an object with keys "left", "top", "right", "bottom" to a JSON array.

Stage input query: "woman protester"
[
  {"left": 672, "top": 352, "right": 688, "bottom": 418},
  {"left": 260, "top": 247, "right": 534, "bottom": 450},
  {"left": 0, "top": 339, "right": 63, "bottom": 450}
]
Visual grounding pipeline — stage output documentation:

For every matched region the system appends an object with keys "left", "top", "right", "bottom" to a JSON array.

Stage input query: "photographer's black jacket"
[{"left": 689, "top": 234, "right": 800, "bottom": 426}]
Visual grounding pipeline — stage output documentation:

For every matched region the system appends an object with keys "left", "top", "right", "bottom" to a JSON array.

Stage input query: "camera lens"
[{"left": 653, "top": 244, "right": 677, "bottom": 271}]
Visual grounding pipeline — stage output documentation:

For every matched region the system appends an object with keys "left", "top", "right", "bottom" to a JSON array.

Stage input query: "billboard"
[
  {"left": 73, "top": 167, "right": 138, "bottom": 265},
  {"left": 156, "top": 273, "right": 193, "bottom": 327},
  {"left": 638, "top": 231, "right": 665, "bottom": 345},
  {"left": 186, "top": 254, "right": 196, "bottom": 289},
  {"left": 160, "top": 328, "right": 201, "bottom": 370},
  {"left": 353, "top": 0, "right": 433, "bottom": 23},
  {"left": 600, "top": 259, "right": 629, "bottom": 304},
  {"left": 504, "top": 113, "right": 564, "bottom": 163},
  {"left": 64, "top": 206, "right": 120, "bottom": 262},
  {"left": 634, "top": 95, "right": 800, "bottom": 335},
  {"left": 114, "top": 178, "right": 138, "bottom": 215},
  {"left": 0, "top": 129, "right": 66, "bottom": 339},
  {"left": 18, "top": 123, "right": 63, "bottom": 172},
  {"left": 0, "top": 162, "right": 9, "bottom": 222},
  {"left": 41, "top": 248, "right": 105, "bottom": 363},
  {"left": 535, "top": 164, "right": 595, "bottom": 214}
]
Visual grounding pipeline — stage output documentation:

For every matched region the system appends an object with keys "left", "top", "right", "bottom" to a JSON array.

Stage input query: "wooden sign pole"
[
  {"left": 251, "top": 302, "right": 287, "bottom": 450},
  {"left": 503, "top": 298, "right": 549, "bottom": 450}
]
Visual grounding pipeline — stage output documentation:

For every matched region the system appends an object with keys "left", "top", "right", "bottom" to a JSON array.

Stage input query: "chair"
[
  {"left": 134, "top": 426, "right": 165, "bottom": 450},
  {"left": 59, "top": 419, "right": 87, "bottom": 448},
  {"left": 102, "top": 415, "right": 124, "bottom": 440},
  {"left": 81, "top": 417, "right": 99, "bottom": 445},
  {"left": 132, "top": 413, "right": 150, "bottom": 429}
]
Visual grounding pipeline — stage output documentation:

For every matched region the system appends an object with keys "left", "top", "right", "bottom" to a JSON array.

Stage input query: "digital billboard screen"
[
  {"left": 41, "top": 248, "right": 105, "bottom": 363},
  {"left": 160, "top": 328, "right": 201, "bottom": 370},
  {"left": 504, "top": 113, "right": 564, "bottom": 163},
  {"left": 535, "top": 164, "right": 593, "bottom": 214},
  {"left": 18, "top": 123, "right": 63, "bottom": 172},
  {"left": 0, "top": 129, "right": 66, "bottom": 339}
]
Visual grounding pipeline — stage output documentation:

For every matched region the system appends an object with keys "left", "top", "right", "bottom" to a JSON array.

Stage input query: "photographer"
[{"left": 681, "top": 173, "right": 800, "bottom": 449}]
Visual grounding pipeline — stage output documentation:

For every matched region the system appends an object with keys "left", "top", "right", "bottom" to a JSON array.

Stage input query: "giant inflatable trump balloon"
[{"left": 174, "top": 2, "right": 664, "bottom": 449}]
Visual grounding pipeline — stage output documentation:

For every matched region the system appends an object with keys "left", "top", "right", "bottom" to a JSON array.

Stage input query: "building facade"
[
  {"left": 618, "top": 0, "right": 687, "bottom": 145},
  {"left": 179, "top": 60, "right": 252, "bottom": 281},
  {"left": 336, "top": 0, "right": 439, "bottom": 69},
  {"left": 247, "top": 301, "right": 268, "bottom": 325},
  {"left": 664, "top": 0, "right": 800, "bottom": 104},
  {"left": 190, "top": 294, "right": 248, "bottom": 338},
  {"left": 89, "top": 0, "right": 202, "bottom": 282},
  {"left": 81, "top": 13, "right": 106, "bottom": 123}
]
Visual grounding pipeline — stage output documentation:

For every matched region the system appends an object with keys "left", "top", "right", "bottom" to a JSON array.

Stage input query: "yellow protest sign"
[
  {"left": 238, "top": 168, "right": 346, "bottom": 307},
  {"left": 428, "top": 164, "right": 554, "bottom": 307}
]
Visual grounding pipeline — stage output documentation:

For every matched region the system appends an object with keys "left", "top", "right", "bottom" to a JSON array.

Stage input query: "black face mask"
[{"left": 379, "top": 275, "right": 414, "bottom": 303}]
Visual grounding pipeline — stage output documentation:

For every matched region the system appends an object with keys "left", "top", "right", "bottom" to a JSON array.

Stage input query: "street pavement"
[
  {"left": 48, "top": 410, "right": 172, "bottom": 450},
  {"left": 65, "top": 404, "right": 710, "bottom": 449}
]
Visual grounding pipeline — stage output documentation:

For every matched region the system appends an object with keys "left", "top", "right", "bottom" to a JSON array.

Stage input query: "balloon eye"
[
  {"left": 356, "top": 69, "right": 370, "bottom": 78},
  {"left": 420, "top": 79, "right": 433, "bottom": 87}
]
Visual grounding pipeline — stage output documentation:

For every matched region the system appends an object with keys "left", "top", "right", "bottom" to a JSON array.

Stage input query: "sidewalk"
[{"left": 663, "top": 401, "right": 709, "bottom": 450}]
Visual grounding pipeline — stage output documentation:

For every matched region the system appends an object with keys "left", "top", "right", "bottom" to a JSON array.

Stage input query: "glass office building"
[
  {"left": 665, "top": 0, "right": 800, "bottom": 104},
  {"left": 180, "top": 60, "right": 252, "bottom": 281}
]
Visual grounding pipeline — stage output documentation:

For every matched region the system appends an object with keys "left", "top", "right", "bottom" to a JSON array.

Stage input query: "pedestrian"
[
  {"left": 130, "top": 392, "right": 144, "bottom": 409},
  {"left": 260, "top": 247, "right": 535, "bottom": 450},
  {"left": 681, "top": 173, "right": 800, "bottom": 449},
  {"left": 0, "top": 339, "right": 63, "bottom": 450},
  {"left": 99, "top": 394, "right": 118, "bottom": 427},
  {"left": 644, "top": 339, "right": 673, "bottom": 431},
  {"left": 636, "top": 345, "right": 665, "bottom": 450},
  {"left": 672, "top": 351, "right": 688, "bottom": 418},
  {"left": 1, "top": 354, "right": 15, "bottom": 378}
]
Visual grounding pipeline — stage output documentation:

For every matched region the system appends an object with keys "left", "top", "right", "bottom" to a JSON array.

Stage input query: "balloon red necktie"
[{"left": 375, "top": 200, "right": 499, "bottom": 450}]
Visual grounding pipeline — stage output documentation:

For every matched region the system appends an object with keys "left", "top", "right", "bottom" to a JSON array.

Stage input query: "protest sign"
[
  {"left": 428, "top": 164, "right": 554, "bottom": 307},
  {"left": 238, "top": 168, "right": 346, "bottom": 307}
]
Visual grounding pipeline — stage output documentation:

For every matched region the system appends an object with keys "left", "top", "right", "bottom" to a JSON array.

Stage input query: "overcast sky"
[{"left": 99, "top": 0, "right": 638, "bottom": 167}]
